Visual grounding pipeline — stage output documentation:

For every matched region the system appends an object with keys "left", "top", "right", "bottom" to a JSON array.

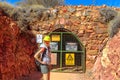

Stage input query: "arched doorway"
[{"left": 49, "top": 28, "right": 86, "bottom": 73}]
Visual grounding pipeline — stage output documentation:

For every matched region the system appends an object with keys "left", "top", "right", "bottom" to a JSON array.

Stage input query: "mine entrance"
[{"left": 49, "top": 28, "right": 86, "bottom": 73}]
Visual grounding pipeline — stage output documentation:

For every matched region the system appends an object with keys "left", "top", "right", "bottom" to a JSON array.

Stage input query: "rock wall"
[
  {"left": 0, "top": 5, "right": 120, "bottom": 80},
  {"left": 93, "top": 30, "right": 120, "bottom": 80},
  {"left": 30, "top": 5, "right": 116, "bottom": 68},
  {"left": 0, "top": 9, "right": 38, "bottom": 80}
]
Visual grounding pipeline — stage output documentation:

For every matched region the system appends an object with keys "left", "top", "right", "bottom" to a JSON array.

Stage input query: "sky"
[
  {"left": 1, "top": 0, "right": 20, "bottom": 4},
  {"left": 1, "top": 0, "right": 120, "bottom": 8},
  {"left": 65, "top": 0, "right": 120, "bottom": 7}
]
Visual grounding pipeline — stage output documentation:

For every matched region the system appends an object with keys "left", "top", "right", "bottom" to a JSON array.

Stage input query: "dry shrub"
[
  {"left": 17, "top": 0, "right": 64, "bottom": 8},
  {"left": 0, "top": 2, "right": 14, "bottom": 16},
  {"left": 0, "top": 3, "right": 48, "bottom": 30},
  {"left": 99, "top": 8, "right": 117, "bottom": 23},
  {"left": 99, "top": 8, "right": 120, "bottom": 38},
  {"left": 108, "top": 12, "right": 120, "bottom": 38}
]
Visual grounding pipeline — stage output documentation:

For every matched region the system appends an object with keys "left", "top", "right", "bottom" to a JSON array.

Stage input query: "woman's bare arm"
[{"left": 34, "top": 48, "right": 45, "bottom": 64}]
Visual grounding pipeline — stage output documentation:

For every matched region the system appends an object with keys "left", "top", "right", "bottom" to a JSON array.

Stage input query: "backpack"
[
  {"left": 35, "top": 48, "right": 46, "bottom": 71},
  {"left": 41, "top": 48, "right": 47, "bottom": 61}
]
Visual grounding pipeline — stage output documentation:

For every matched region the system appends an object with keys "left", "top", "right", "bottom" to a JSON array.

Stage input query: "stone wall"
[{"left": 29, "top": 5, "right": 115, "bottom": 68}]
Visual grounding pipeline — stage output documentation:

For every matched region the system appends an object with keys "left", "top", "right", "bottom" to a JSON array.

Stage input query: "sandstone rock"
[
  {"left": 68, "top": 7, "right": 76, "bottom": 13},
  {"left": 93, "top": 31, "right": 120, "bottom": 80},
  {"left": 87, "top": 50, "right": 98, "bottom": 55},
  {"left": 0, "top": 9, "right": 37, "bottom": 80},
  {"left": 1, "top": 5, "right": 117, "bottom": 77}
]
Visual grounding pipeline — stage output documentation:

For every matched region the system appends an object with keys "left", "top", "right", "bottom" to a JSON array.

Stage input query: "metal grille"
[{"left": 49, "top": 28, "right": 86, "bottom": 73}]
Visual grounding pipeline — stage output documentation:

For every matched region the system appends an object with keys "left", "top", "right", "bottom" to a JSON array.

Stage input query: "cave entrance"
[{"left": 49, "top": 28, "right": 86, "bottom": 73}]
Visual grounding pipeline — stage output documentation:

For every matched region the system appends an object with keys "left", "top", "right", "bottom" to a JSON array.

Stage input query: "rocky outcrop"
[
  {"left": 93, "top": 30, "right": 120, "bottom": 80},
  {"left": 30, "top": 5, "right": 113, "bottom": 68},
  {"left": 1, "top": 4, "right": 120, "bottom": 80},
  {"left": 0, "top": 9, "right": 38, "bottom": 80}
]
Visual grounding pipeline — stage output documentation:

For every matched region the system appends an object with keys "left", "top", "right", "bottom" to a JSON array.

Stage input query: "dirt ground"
[{"left": 27, "top": 69, "right": 94, "bottom": 80}]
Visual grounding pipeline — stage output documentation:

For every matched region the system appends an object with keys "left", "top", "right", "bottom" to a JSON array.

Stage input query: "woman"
[{"left": 34, "top": 35, "right": 51, "bottom": 80}]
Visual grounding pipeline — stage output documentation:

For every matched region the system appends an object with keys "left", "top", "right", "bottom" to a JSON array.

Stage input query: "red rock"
[
  {"left": 93, "top": 31, "right": 120, "bottom": 80},
  {"left": 0, "top": 9, "right": 38, "bottom": 80}
]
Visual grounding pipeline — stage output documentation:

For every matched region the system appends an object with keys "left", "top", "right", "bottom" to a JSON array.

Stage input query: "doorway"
[{"left": 49, "top": 28, "right": 86, "bottom": 73}]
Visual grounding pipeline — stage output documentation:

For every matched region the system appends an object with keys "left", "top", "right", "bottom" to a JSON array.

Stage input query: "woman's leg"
[
  {"left": 40, "top": 65, "right": 49, "bottom": 80},
  {"left": 43, "top": 67, "right": 51, "bottom": 80},
  {"left": 47, "top": 65, "right": 51, "bottom": 80},
  {"left": 43, "top": 73, "right": 48, "bottom": 80}
]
